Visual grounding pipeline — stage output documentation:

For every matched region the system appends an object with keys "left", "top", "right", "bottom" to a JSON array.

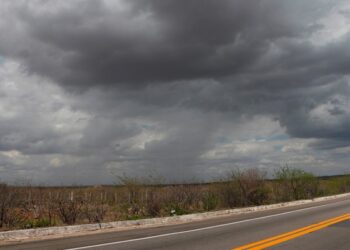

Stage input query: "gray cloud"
[
  {"left": 0, "top": 0, "right": 350, "bottom": 184},
  {"left": 0, "top": 0, "right": 326, "bottom": 87}
]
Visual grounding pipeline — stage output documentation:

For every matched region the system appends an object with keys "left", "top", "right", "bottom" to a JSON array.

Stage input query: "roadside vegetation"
[{"left": 1, "top": 167, "right": 350, "bottom": 231}]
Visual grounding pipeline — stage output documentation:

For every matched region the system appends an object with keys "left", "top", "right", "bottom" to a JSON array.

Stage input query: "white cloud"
[{"left": 309, "top": 1, "right": 350, "bottom": 45}]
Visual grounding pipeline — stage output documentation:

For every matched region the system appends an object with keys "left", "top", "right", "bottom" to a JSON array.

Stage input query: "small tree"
[
  {"left": 220, "top": 168, "right": 270, "bottom": 208},
  {"left": 231, "top": 168, "right": 270, "bottom": 206},
  {"left": 55, "top": 191, "right": 83, "bottom": 225},
  {"left": 117, "top": 174, "right": 143, "bottom": 205},
  {"left": 0, "top": 184, "right": 11, "bottom": 228},
  {"left": 274, "top": 166, "right": 319, "bottom": 201}
]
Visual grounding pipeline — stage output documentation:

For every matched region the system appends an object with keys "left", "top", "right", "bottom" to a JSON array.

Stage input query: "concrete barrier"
[{"left": 1, "top": 192, "right": 350, "bottom": 241}]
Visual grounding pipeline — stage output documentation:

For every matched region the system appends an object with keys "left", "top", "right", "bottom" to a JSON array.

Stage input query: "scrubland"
[{"left": 1, "top": 166, "right": 350, "bottom": 231}]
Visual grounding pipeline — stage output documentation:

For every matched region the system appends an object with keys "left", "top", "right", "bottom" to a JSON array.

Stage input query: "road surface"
[{"left": 1, "top": 196, "right": 350, "bottom": 250}]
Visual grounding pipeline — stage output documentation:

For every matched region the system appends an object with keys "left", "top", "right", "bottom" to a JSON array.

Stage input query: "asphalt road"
[{"left": 1, "top": 196, "right": 350, "bottom": 250}]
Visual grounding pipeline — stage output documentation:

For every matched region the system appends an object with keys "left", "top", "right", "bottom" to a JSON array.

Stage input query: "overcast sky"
[{"left": 1, "top": 0, "right": 350, "bottom": 185}]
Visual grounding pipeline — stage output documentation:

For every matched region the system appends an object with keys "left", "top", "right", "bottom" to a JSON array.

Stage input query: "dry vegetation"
[{"left": 1, "top": 167, "right": 350, "bottom": 231}]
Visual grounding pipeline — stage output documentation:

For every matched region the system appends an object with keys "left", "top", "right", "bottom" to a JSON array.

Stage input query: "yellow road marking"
[{"left": 233, "top": 213, "right": 350, "bottom": 250}]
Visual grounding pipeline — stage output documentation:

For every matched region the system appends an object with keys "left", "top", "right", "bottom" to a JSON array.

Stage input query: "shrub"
[
  {"left": 202, "top": 190, "right": 219, "bottom": 211},
  {"left": 218, "top": 180, "right": 242, "bottom": 208},
  {"left": 83, "top": 204, "right": 108, "bottom": 223},
  {"left": 56, "top": 192, "right": 83, "bottom": 225},
  {"left": 0, "top": 184, "right": 18, "bottom": 228},
  {"left": 22, "top": 218, "right": 52, "bottom": 229},
  {"left": 144, "top": 188, "right": 162, "bottom": 217},
  {"left": 34, "top": 218, "right": 52, "bottom": 228},
  {"left": 220, "top": 168, "right": 270, "bottom": 207},
  {"left": 6, "top": 208, "right": 28, "bottom": 228},
  {"left": 274, "top": 166, "right": 319, "bottom": 201},
  {"left": 117, "top": 175, "right": 142, "bottom": 205}
]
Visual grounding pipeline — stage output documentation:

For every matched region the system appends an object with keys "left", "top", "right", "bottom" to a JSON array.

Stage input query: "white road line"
[{"left": 65, "top": 199, "right": 349, "bottom": 250}]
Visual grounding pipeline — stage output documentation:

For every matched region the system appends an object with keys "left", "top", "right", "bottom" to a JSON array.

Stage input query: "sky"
[{"left": 1, "top": 0, "right": 350, "bottom": 185}]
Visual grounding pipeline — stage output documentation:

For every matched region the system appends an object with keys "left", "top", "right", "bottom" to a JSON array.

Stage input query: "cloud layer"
[{"left": 0, "top": 0, "right": 350, "bottom": 184}]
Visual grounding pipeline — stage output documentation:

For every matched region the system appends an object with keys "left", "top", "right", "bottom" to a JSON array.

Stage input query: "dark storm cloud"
[
  {"left": 1, "top": 0, "right": 349, "bottom": 140},
  {"left": 0, "top": 0, "right": 318, "bottom": 87},
  {"left": 1, "top": 0, "right": 350, "bottom": 183}
]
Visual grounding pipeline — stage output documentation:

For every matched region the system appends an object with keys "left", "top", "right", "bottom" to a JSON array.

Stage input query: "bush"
[
  {"left": 34, "top": 218, "right": 52, "bottom": 227},
  {"left": 169, "top": 204, "right": 187, "bottom": 216},
  {"left": 202, "top": 191, "right": 219, "bottom": 211},
  {"left": 219, "top": 180, "right": 242, "bottom": 208},
  {"left": 56, "top": 192, "right": 83, "bottom": 225},
  {"left": 83, "top": 204, "right": 108, "bottom": 223},
  {"left": 6, "top": 208, "right": 28, "bottom": 228},
  {"left": 22, "top": 218, "right": 52, "bottom": 229},
  {"left": 220, "top": 168, "right": 270, "bottom": 207},
  {"left": 0, "top": 184, "right": 18, "bottom": 228},
  {"left": 145, "top": 189, "right": 162, "bottom": 217},
  {"left": 274, "top": 166, "right": 319, "bottom": 201}
]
